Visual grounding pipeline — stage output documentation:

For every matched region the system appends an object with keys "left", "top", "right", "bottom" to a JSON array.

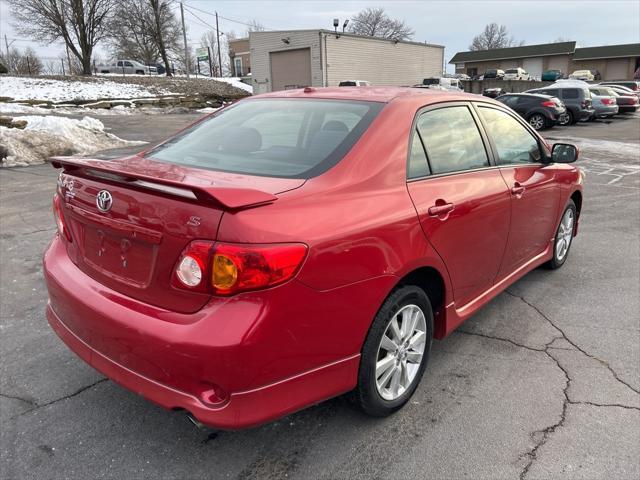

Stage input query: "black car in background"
[
  {"left": 527, "top": 85, "right": 594, "bottom": 125},
  {"left": 495, "top": 93, "right": 567, "bottom": 130},
  {"left": 483, "top": 87, "right": 506, "bottom": 98}
]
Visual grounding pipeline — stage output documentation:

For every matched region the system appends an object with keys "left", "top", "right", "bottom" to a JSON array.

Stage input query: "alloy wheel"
[
  {"left": 375, "top": 304, "right": 427, "bottom": 401},
  {"left": 556, "top": 208, "right": 574, "bottom": 261},
  {"left": 529, "top": 114, "right": 545, "bottom": 130}
]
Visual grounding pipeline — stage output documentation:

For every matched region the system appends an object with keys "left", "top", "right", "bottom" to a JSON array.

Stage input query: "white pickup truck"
[{"left": 96, "top": 60, "right": 157, "bottom": 75}]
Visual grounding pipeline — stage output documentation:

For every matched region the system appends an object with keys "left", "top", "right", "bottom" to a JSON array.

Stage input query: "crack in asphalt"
[
  {"left": 3, "top": 378, "right": 108, "bottom": 419},
  {"left": 0, "top": 392, "right": 39, "bottom": 408},
  {"left": 505, "top": 290, "right": 640, "bottom": 396},
  {"left": 459, "top": 291, "right": 640, "bottom": 480}
]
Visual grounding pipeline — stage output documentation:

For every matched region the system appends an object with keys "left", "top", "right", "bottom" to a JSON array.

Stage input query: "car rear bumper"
[
  {"left": 47, "top": 304, "right": 358, "bottom": 429},
  {"left": 594, "top": 105, "right": 619, "bottom": 117},
  {"left": 43, "top": 236, "right": 389, "bottom": 429},
  {"left": 619, "top": 105, "right": 639, "bottom": 113}
]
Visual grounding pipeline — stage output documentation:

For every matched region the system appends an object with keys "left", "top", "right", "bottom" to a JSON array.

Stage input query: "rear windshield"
[
  {"left": 505, "top": 69, "right": 519, "bottom": 74},
  {"left": 422, "top": 78, "right": 440, "bottom": 85},
  {"left": 338, "top": 81, "right": 356, "bottom": 86},
  {"left": 147, "top": 98, "right": 384, "bottom": 178}
]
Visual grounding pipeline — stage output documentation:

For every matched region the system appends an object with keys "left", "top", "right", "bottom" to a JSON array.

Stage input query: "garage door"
[
  {"left": 606, "top": 59, "right": 629, "bottom": 80},
  {"left": 270, "top": 48, "right": 312, "bottom": 92},
  {"left": 547, "top": 56, "right": 568, "bottom": 73},
  {"left": 523, "top": 58, "right": 543, "bottom": 78}
]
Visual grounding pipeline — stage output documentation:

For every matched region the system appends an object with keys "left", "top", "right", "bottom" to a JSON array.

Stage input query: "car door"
[
  {"left": 475, "top": 104, "right": 561, "bottom": 279},
  {"left": 406, "top": 103, "right": 511, "bottom": 307},
  {"left": 124, "top": 61, "right": 134, "bottom": 74}
]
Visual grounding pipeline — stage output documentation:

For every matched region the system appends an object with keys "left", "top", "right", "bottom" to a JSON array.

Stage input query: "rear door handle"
[
  {"left": 511, "top": 183, "right": 526, "bottom": 196},
  {"left": 428, "top": 203, "right": 454, "bottom": 216}
]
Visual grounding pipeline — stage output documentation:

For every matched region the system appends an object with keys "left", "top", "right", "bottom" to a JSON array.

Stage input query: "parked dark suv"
[
  {"left": 496, "top": 93, "right": 566, "bottom": 130},
  {"left": 527, "top": 86, "right": 594, "bottom": 125}
]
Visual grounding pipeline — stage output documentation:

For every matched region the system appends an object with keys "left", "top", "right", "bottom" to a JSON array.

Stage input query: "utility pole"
[
  {"left": 180, "top": 2, "right": 190, "bottom": 78},
  {"left": 207, "top": 46, "right": 213, "bottom": 77},
  {"left": 215, "top": 11, "right": 222, "bottom": 77}
]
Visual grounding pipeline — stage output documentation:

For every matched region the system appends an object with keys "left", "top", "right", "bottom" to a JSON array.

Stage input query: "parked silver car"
[
  {"left": 97, "top": 60, "right": 157, "bottom": 75},
  {"left": 588, "top": 86, "right": 619, "bottom": 118}
]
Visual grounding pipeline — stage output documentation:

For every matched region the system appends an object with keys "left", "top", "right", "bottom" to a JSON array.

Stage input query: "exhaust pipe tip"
[{"left": 186, "top": 413, "right": 208, "bottom": 431}]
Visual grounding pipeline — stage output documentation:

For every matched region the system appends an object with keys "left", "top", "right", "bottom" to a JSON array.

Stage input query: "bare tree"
[
  {"left": 469, "top": 23, "right": 523, "bottom": 51},
  {"left": 148, "top": 0, "right": 179, "bottom": 76},
  {"left": 200, "top": 30, "right": 234, "bottom": 76},
  {"left": 0, "top": 47, "right": 43, "bottom": 75},
  {"left": 105, "top": 0, "right": 180, "bottom": 73},
  {"left": 9, "top": 0, "right": 115, "bottom": 75},
  {"left": 347, "top": 7, "right": 414, "bottom": 41},
  {"left": 245, "top": 19, "right": 265, "bottom": 36},
  {"left": 551, "top": 36, "right": 573, "bottom": 43}
]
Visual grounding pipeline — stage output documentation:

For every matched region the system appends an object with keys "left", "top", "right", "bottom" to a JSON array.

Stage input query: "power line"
[
  {"left": 182, "top": 4, "right": 223, "bottom": 35},
  {"left": 184, "top": 4, "right": 272, "bottom": 30}
]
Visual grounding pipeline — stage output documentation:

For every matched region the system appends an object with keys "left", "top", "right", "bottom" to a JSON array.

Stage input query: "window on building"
[{"left": 234, "top": 57, "right": 243, "bottom": 76}]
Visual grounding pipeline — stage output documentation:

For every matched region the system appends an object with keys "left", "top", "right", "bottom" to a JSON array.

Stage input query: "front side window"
[
  {"left": 416, "top": 106, "right": 489, "bottom": 175},
  {"left": 478, "top": 107, "right": 542, "bottom": 165},
  {"left": 147, "top": 98, "right": 383, "bottom": 178}
]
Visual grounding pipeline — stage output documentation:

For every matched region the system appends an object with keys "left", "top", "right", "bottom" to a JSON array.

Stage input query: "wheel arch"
[
  {"left": 570, "top": 189, "right": 582, "bottom": 215},
  {"left": 394, "top": 266, "right": 448, "bottom": 339}
]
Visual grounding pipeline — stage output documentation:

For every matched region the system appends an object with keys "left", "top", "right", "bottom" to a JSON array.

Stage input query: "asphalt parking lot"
[{"left": 1, "top": 112, "right": 639, "bottom": 479}]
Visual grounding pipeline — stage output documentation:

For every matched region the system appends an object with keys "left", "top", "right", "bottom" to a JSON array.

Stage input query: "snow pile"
[
  {"left": 211, "top": 77, "right": 253, "bottom": 93},
  {"left": 0, "top": 115, "right": 146, "bottom": 167},
  {"left": 0, "top": 76, "right": 174, "bottom": 102}
]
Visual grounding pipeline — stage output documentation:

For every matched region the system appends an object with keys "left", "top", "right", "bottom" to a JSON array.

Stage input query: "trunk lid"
[{"left": 52, "top": 155, "right": 304, "bottom": 313}]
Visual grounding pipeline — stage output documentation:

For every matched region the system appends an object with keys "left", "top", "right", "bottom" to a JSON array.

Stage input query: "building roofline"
[
  {"left": 249, "top": 29, "right": 444, "bottom": 49},
  {"left": 449, "top": 41, "right": 576, "bottom": 63}
]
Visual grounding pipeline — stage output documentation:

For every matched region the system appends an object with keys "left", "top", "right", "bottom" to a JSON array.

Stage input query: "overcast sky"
[{"left": 1, "top": 0, "right": 639, "bottom": 71}]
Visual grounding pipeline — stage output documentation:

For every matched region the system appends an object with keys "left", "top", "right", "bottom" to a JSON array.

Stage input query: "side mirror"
[{"left": 551, "top": 143, "right": 579, "bottom": 163}]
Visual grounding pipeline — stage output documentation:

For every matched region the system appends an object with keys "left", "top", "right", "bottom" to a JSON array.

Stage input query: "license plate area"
[{"left": 83, "top": 226, "right": 157, "bottom": 287}]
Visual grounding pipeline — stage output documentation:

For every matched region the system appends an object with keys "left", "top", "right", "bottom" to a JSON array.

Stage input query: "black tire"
[
  {"left": 354, "top": 285, "right": 434, "bottom": 417},
  {"left": 545, "top": 199, "right": 577, "bottom": 270},
  {"left": 567, "top": 110, "right": 578, "bottom": 125},
  {"left": 528, "top": 113, "right": 547, "bottom": 131},
  {"left": 136, "top": 70, "right": 144, "bottom": 75}
]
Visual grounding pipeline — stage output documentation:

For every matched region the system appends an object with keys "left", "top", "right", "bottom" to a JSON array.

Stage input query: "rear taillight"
[
  {"left": 602, "top": 98, "right": 615, "bottom": 105},
  {"left": 541, "top": 101, "right": 556, "bottom": 107},
  {"left": 211, "top": 243, "right": 308, "bottom": 295},
  {"left": 52, "top": 194, "right": 72, "bottom": 242},
  {"left": 172, "top": 241, "right": 307, "bottom": 296}
]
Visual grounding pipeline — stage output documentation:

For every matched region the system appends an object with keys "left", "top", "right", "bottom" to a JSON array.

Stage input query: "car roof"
[
  {"left": 253, "top": 86, "right": 479, "bottom": 104},
  {"left": 503, "top": 93, "right": 549, "bottom": 98}
]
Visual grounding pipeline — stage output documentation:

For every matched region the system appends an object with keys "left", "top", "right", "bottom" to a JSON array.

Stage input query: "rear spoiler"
[{"left": 49, "top": 156, "right": 278, "bottom": 209}]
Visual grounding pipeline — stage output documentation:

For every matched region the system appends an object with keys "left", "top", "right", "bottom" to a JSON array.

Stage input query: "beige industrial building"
[
  {"left": 450, "top": 42, "right": 640, "bottom": 80},
  {"left": 248, "top": 29, "right": 444, "bottom": 93}
]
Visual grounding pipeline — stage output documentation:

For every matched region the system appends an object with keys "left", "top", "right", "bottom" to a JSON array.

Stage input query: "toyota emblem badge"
[{"left": 96, "top": 190, "right": 113, "bottom": 212}]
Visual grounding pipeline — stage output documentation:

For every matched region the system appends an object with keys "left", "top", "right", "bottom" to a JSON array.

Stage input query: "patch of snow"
[
  {"left": 0, "top": 76, "right": 176, "bottom": 103},
  {"left": 0, "top": 115, "right": 146, "bottom": 167},
  {"left": 196, "top": 106, "right": 221, "bottom": 114},
  {"left": 212, "top": 77, "right": 253, "bottom": 93}
]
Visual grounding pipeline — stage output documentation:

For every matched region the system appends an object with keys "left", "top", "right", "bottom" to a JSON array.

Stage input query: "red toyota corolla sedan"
[{"left": 43, "top": 87, "right": 583, "bottom": 429}]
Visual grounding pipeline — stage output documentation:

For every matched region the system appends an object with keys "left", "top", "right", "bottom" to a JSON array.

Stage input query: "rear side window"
[
  {"left": 416, "top": 106, "right": 489, "bottom": 175},
  {"left": 147, "top": 99, "right": 383, "bottom": 179},
  {"left": 542, "top": 89, "right": 560, "bottom": 97},
  {"left": 478, "top": 107, "right": 542, "bottom": 165},
  {"left": 408, "top": 130, "right": 430, "bottom": 178},
  {"left": 563, "top": 89, "right": 579, "bottom": 99}
]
